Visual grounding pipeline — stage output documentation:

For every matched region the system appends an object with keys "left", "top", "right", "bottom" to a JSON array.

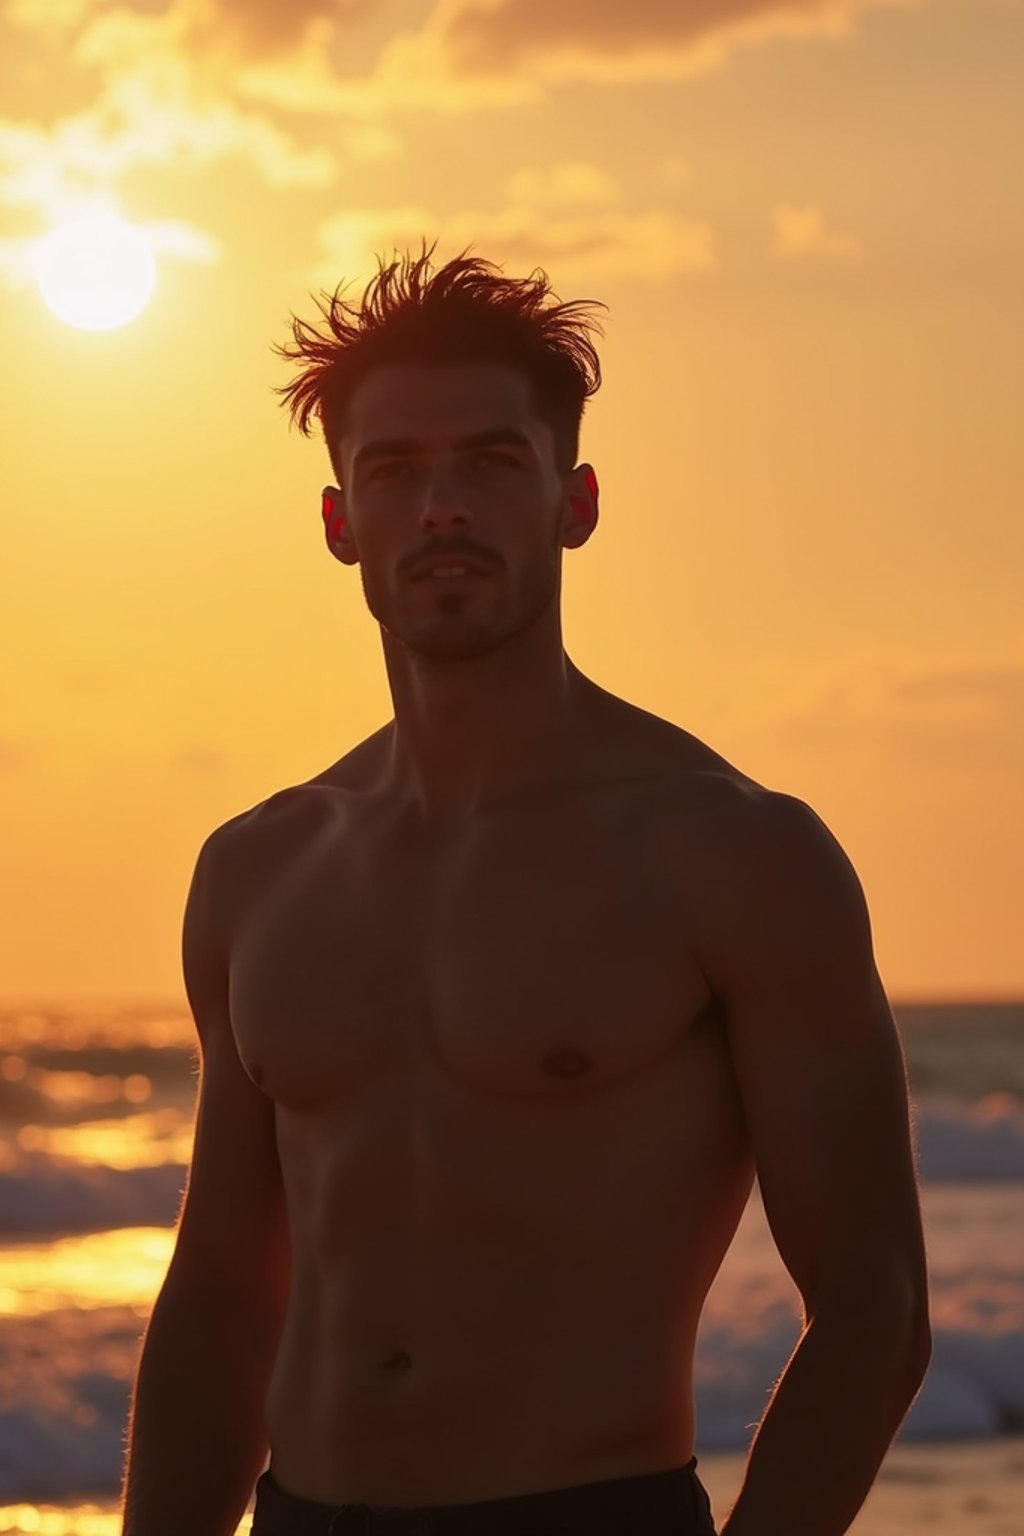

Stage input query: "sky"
[{"left": 0, "top": 0, "right": 1021, "bottom": 1005}]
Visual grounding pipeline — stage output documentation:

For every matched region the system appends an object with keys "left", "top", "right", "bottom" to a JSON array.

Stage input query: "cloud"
[
  {"left": 141, "top": 216, "right": 221, "bottom": 261},
  {"left": 1, "top": 0, "right": 937, "bottom": 155},
  {"left": 305, "top": 196, "right": 717, "bottom": 291},
  {"left": 891, "top": 662, "right": 1024, "bottom": 718},
  {"left": 765, "top": 655, "right": 1024, "bottom": 775},
  {"left": 0, "top": 85, "right": 336, "bottom": 207},
  {"left": 66, "top": 5, "right": 342, "bottom": 180},
  {"left": 229, "top": 27, "right": 405, "bottom": 153},
  {"left": 503, "top": 161, "right": 619, "bottom": 209},
  {"left": 376, "top": 0, "right": 928, "bottom": 99},
  {"left": 297, "top": 152, "right": 716, "bottom": 291},
  {"left": 0, "top": 0, "right": 921, "bottom": 292},
  {"left": 6, "top": 0, "right": 373, "bottom": 58},
  {"left": 5, "top": 0, "right": 108, "bottom": 29},
  {"left": 0, "top": 0, "right": 382, "bottom": 233},
  {"left": 169, "top": 744, "right": 228, "bottom": 775},
  {"left": 771, "top": 203, "right": 862, "bottom": 258},
  {"left": 0, "top": 55, "right": 329, "bottom": 287},
  {"left": 2, "top": 0, "right": 405, "bottom": 130},
  {"left": 190, "top": 0, "right": 373, "bottom": 58},
  {"left": 0, "top": 0, "right": 354, "bottom": 285}
]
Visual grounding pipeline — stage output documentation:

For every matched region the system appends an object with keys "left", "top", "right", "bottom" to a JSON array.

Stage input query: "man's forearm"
[
  {"left": 120, "top": 1274, "right": 284, "bottom": 1536},
  {"left": 718, "top": 1299, "right": 931, "bottom": 1536}
]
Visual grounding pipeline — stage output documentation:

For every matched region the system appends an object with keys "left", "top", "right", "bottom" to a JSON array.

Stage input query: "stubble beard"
[{"left": 364, "top": 539, "right": 561, "bottom": 663}]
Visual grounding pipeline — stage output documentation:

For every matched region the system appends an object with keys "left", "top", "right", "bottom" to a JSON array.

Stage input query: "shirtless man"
[{"left": 120, "top": 243, "right": 931, "bottom": 1536}]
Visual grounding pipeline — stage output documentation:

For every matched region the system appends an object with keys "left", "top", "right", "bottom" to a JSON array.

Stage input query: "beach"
[{"left": 697, "top": 1438, "right": 1024, "bottom": 1536}]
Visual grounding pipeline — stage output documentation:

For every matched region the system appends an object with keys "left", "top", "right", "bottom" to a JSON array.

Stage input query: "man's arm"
[
  {"left": 120, "top": 822, "right": 291, "bottom": 1536},
  {"left": 695, "top": 788, "right": 931, "bottom": 1536}
]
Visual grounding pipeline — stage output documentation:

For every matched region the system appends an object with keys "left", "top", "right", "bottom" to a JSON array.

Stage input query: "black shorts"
[{"left": 250, "top": 1458, "right": 718, "bottom": 1534}]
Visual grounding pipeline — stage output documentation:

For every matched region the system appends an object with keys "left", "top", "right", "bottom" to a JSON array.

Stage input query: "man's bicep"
[
  {"left": 733, "top": 964, "right": 925, "bottom": 1317},
  {"left": 702, "top": 793, "right": 928, "bottom": 1322},
  {"left": 171, "top": 824, "right": 290, "bottom": 1312}
]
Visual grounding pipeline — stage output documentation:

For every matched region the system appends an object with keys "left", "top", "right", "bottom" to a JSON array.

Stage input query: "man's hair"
[{"left": 272, "top": 238, "right": 607, "bottom": 485}]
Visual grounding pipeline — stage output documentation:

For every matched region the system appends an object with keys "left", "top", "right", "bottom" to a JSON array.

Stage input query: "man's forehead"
[{"left": 341, "top": 362, "right": 545, "bottom": 451}]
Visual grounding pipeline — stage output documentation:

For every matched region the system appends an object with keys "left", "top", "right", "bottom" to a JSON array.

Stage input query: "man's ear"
[
  {"left": 321, "top": 485, "right": 359, "bottom": 565},
  {"left": 561, "top": 462, "right": 599, "bottom": 550}
]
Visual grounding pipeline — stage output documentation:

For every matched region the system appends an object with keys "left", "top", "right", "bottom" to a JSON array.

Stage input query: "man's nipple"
[
  {"left": 542, "top": 1047, "right": 592, "bottom": 1078},
  {"left": 378, "top": 1349, "right": 413, "bottom": 1375}
]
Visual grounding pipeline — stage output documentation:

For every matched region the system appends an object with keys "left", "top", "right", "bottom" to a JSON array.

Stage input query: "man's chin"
[
  {"left": 376, "top": 614, "right": 508, "bottom": 660},
  {"left": 399, "top": 632, "right": 509, "bottom": 663}
]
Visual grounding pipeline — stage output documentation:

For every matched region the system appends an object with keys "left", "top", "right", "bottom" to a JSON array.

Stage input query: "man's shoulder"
[
  {"left": 689, "top": 775, "right": 858, "bottom": 988},
  {"left": 623, "top": 717, "right": 823, "bottom": 904},
  {"left": 207, "top": 726, "right": 392, "bottom": 849},
  {"left": 673, "top": 761, "right": 820, "bottom": 873},
  {"left": 591, "top": 690, "right": 726, "bottom": 771},
  {"left": 610, "top": 701, "right": 781, "bottom": 818},
  {"left": 200, "top": 784, "right": 324, "bottom": 881}
]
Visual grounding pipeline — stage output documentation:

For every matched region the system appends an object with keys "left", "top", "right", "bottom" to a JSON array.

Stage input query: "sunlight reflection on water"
[{"left": 0, "top": 1229, "right": 174, "bottom": 1316}]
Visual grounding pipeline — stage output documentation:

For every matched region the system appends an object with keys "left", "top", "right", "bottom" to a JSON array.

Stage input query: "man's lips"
[{"left": 410, "top": 557, "right": 493, "bottom": 580}]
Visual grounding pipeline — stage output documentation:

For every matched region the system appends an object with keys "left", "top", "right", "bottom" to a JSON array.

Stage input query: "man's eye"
[{"left": 370, "top": 452, "right": 518, "bottom": 480}]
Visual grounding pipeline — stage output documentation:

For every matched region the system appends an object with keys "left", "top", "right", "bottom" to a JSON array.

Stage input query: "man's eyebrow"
[{"left": 353, "top": 427, "right": 534, "bottom": 470}]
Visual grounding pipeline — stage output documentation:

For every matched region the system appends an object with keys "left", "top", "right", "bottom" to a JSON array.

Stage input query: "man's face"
[{"left": 327, "top": 362, "right": 598, "bottom": 661}]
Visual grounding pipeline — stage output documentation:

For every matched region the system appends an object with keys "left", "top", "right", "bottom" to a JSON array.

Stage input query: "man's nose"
[{"left": 418, "top": 468, "right": 473, "bottom": 531}]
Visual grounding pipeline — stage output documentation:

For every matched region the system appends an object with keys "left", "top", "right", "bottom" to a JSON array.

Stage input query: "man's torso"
[{"left": 220, "top": 708, "right": 764, "bottom": 1504}]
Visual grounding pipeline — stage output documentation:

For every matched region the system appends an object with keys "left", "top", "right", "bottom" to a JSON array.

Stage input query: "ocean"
[{"left": 1, "top": 998, "right": 1022, "bottom": 1532}]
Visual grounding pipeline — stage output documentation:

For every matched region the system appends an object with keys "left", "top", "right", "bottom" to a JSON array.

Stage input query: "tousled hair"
[{"left": 272, "top": 238, "right": 607, "bottom": 484}]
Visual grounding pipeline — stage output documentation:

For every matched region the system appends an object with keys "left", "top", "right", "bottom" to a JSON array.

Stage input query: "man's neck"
[{"left": 378, "top": 644, "right": 602, "bottom": 826}]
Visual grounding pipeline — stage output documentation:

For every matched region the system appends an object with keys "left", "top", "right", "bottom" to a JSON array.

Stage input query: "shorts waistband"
[{"left": 252, "top": 1457, "right": 716, "bottom": 1535}]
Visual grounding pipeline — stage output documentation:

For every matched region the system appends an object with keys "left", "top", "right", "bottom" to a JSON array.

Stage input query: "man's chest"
[{"left": 226, "top": 787, "right": 719, "bottom": 1106}]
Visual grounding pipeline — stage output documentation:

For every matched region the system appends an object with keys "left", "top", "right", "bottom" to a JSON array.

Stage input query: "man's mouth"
[{"left": 412, "top": 558, "right": 491, "bottom": 581}]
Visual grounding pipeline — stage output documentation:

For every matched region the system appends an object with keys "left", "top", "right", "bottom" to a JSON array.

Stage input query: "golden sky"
[{"left": 1, "top": 0, "right": 1021, "bottom": 1005}]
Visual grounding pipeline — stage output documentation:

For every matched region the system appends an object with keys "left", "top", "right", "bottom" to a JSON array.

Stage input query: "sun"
[{"left": 31, "top": 211, "right": 157, "bottom": 332}]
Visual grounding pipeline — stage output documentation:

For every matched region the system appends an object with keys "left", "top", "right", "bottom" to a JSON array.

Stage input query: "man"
[{"left": 120, "top": 240, "right": 931, "bottom": 1536}]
